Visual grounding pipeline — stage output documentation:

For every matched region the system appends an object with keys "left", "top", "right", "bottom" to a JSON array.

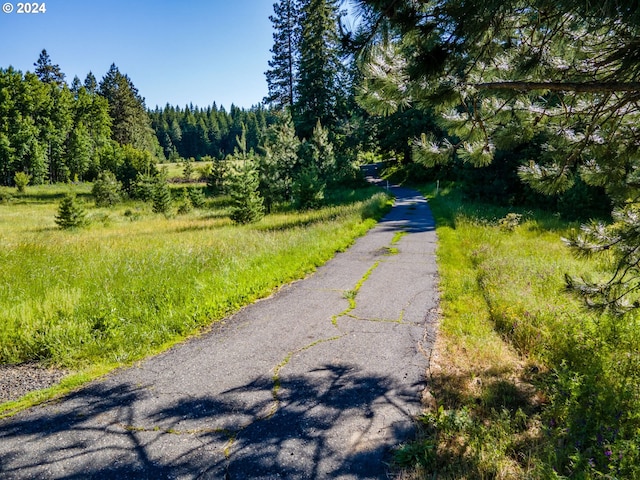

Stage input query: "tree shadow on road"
[{"left": 0, "top": 363, "right": 421, "bottom": 479}]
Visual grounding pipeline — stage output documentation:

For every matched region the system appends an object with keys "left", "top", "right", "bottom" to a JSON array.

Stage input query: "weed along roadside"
[
  {"left": 0, "top": 174, "right": 439, "bottom": 478},
  {"left": 389, "top": 181, "right": 640, "bottom": 479}
]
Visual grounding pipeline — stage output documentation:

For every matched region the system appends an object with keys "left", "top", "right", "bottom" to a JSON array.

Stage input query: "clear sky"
[{"left": 0, "top": 0, "right": 275, "bottom": 109}]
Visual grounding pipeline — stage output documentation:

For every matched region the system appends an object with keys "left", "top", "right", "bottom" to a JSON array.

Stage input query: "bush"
[
  {"left": 187, "top": 186, "right": 206, "bottom": 208},
  {"left": 131, "top": 173, "right": 156, "bottom": 201},
  {"left": 152, "top": 175, "right": 172, "bottom": 215},
  {"left": 14, "top": 171, "right": 31, "bottom": 193},
  {"left": 55, "top": 193, "right": 87, "bottom": 229},
  {"left": 229, "top": 159, "right": 264, "bottom": 224},
  {"left": 294, "top": 165, "right": 325, "bottom": 210},
  {"left": 177, "top": 187, "right": 193, "bottom": 215},
  {"left": 92, "top": 171, "right": 122, "bottom": 207}
]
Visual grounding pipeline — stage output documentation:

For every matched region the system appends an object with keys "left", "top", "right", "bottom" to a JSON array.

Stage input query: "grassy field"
[
  {"left": 0, "top": 182, "right": 391, "bottom": 411},
  {"left": 394, "top": 183, "right": 640, "bottom": 479}
]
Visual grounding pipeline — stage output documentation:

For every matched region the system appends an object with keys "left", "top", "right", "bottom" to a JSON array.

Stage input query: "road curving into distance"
[{"left": 0, "top": 165, "right": 439, "bottom": 479}]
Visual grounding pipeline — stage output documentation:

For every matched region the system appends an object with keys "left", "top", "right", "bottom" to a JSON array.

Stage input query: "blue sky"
[{"left": 0, "top": 0, "right": 275, "bottom": 109}]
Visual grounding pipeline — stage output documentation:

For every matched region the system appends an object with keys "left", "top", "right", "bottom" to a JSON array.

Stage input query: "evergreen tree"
[
  {"left": 92, "top": 170, "right": 122, "bottom": 207},
  {"left": 33, "top": 49, "right": 66, "bottom": 86},
  {"left": 177, "top": 186, "right": 193, "bottom": 214},
  {"left": 152, "top": 170, "right": 172, "bottom": 214},
  {"left": 293, "top": 164, "right": 325, "bottom": 210},
  {"left": 265, "top": 0, "right": 302, "bottom": 110},
  {"left": 84, "top": 72, "right": 97, "bottom": 94},
  {"left": 207, "top": 160, "right": 229, "bottom": 195},
  {"left": 187, "top": 186, "right": 206, "bottom": 208},
  {"left": 354, "top": 0, "right": 640, "bottom": 311},
  {"left": 229, "top": 157, "right": 265, "bottom": 224},
  {"left": 259, "top": 111, "right": 300, "bottom": 210},
  {"left": 303, "top": 119, "right": 336, "bottom": 180},
  {"left": 70, "top": 76, "right": 82, "bottom": 95},
  {"left": 295, "top": 0, "right": 343, "bottom": 138},
  {"left": 55, "top": 193, "right": 86, "bottom": 229},
  {"left": 99, "top": 64, "right": 156, "bottom": 152}
]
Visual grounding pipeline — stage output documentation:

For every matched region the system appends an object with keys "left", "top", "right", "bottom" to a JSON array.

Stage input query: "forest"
[{"left": 3, "top": 0, "right": 640, "bottom": 477}]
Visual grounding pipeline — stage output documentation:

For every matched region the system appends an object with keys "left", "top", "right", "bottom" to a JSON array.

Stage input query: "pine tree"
[
  {"left": 295, "top": 0, "right": 343, "bottom": 138},
  {"left": 229, "top": 157, "right": 265, "bottom": 224},
  {"left": 177, "top": 187, "right": 193, "bottom": 214},
  {"left": 33, "top": 49, "right": 66, "bottom": 86},
  {"left": 92, "top": 170, "right": 122, "bottom": 207},
  {"left": 207, "top": 160, "right": 229, "bottom": 195},
  {"left": 265, "top": 0, "right": 302, "bottom": 110},
  {"left": 70, "top": 76, "right": 82, "bottom": 95},
  {"left": 187, "top": 186, "right": 206, "bottom": 208},
  {"left": 152, "top": 170, "right": 172, "bottom": 214},
  {"left": 293, "top": 164, "right": 325, "bottom": 210},
  {"left": 55, "top": 193, "right": 86, "bottom": 229},
  {"left": 84, "top": 72, "right": 97, "bottom": 94},
  {"left": 99, "top": 64, "right": 156, "bottom": 152},
  {"left": 355, "top": 0, "right": 640, "bottom": 312},
  {"left": 259, "top": 111, "right": 301, "bottom": 210}
]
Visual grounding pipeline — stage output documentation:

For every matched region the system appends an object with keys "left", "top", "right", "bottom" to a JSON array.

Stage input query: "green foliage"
[
  {"left": 130, "top": 173, "right": 156, "bottom": 202},
  {"left": 187, "top": 186, "right": 206, "bottom": 208},
  {"left": 99, "top": 64, "right": 157, "bottom": 153},
  {"left": 176, "top": 187, "right": 193, "bottom": 215},
  {"left": 54, "top": 193, "right": 87, "bottom": 229},
  {"left": 0, "top": 183, "right": 386, "bottom": 374},
  {"left": 300, "top": 120, "right": 336, "bottom": 180},
  {"left": 182, "top": 157, "right": 194, "bottom": 180},
  {"left": 259, "top": 111, "right": 300, "bottom": 210},
  {"left": 295, "top": 0, "right": 343, "bottom": 137},
  {"left": 229, "top": 157, "right": 265, "bottom": 224},
  {"left": 151, "top": 171, "right": 172, "bottom": 215},
  {"left": 264, "top": 0, "right": 301, "bottom": 109},
  {"left": 402, "top": 183, "right": 640, "bottom": 478},
  {"left": 14, "top": 172, "right": 30, "bottom": 193},
  {"left": 149, "top": 103, "right": 271, "bottom": 161},
  {"left": 206, "top": 160, "right": 230, "bottom": 195},
  {"left": 293, "top": 164, "right": 325, "bottom": 210},
  {"left": 91, "top": 170, "right": 122, "bottom": 207}
]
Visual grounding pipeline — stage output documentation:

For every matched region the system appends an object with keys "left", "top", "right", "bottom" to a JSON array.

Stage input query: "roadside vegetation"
[
  {"left": 0, "top": 180, "right": 390, "bottom": 414},
  {"left": 392, "top": 181, "right": 640, "bottom": 479}
]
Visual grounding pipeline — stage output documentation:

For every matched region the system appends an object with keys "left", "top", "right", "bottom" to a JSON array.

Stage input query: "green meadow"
[{"left": 0, "top": 184, "right": 390, "bottom": 373}]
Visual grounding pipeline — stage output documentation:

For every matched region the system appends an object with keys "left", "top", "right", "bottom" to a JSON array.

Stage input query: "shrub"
[
  {"left": 55, "top": 193, "right": 87, "bottom": 229},
  {"left": 294, "top": 165, "right": 325, "bottom": 210},
  {"left": 187, "top": 186, "right": 206, "bottom": 208},
  {"left": 177, "top": 187, "right": 193, "bottom": 215},
  {"left": 152, "top": 176, "right": 172, "bottom": 214},
  {"left": 92, "top": 171, "right": 122, "bottom": 207},
  {"left": 131, "top": 173, "right": 156, "bottom": 201},
  {"left": 229, "top": 159, "right": 264, "bottom": 224},
  {"left": 14, "top": 171, "right": 31, "bottom": 193}
]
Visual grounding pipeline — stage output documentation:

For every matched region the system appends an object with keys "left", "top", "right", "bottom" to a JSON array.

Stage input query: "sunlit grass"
[
  {"left": 0, "top": 186, "right": 390, "bottom": 373},
  {"left": 395, "top": 183, "right": 640, "bottom": 479}
]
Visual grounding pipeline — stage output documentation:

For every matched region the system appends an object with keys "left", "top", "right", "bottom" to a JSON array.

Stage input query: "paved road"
[{"left": 0, "top": 167, "right": 438, "bottom": 479}]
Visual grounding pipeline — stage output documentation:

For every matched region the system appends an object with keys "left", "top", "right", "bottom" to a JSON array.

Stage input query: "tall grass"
[
  {"left": 395, "top": 183, "right": 640, "bottom": 479},
  {"left": 0, "top": 185, "right": 390, "bottom": 370}
]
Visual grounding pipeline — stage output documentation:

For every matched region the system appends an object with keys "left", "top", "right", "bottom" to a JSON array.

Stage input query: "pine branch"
[{"left": 474, "top": 81, "right": 640, "bottom": 93}]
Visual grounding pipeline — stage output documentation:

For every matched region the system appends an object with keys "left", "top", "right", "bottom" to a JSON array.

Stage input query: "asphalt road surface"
[{"left": 0, "top": 166, "right": 439, "bottom": 479}]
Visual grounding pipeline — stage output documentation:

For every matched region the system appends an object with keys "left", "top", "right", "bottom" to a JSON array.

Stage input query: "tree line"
[
  {"left": 149, "top": 103, "right": 272, "bottom": 162},
  {"left": 0, "top": 51, "right": 160, "bottom": 186}
]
